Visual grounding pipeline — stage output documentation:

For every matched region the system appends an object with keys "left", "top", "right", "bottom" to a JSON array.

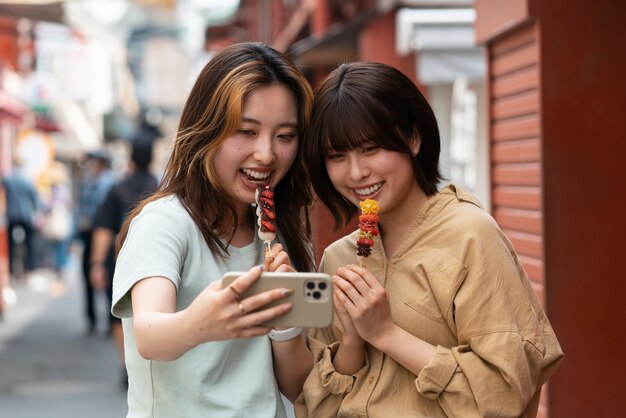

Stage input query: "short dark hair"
[
  {"left": 86, "top": 150, "right": 111, "bottom": 167},
  {"left": 303, "top": 61, "right": 442, "bottom": 228},
  {"left": 130, "top": 139, "right": 153, "bottom": 170}
]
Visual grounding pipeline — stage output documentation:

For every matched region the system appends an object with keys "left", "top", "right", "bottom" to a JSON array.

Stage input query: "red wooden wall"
[
  {"left": 489, "top": 23, "right": 544, "bottom": 300},
  {"left": 476, "top": 1, "right": 626, "bottom": 417}
]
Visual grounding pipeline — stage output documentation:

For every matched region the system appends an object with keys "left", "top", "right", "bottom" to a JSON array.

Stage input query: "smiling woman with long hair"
[{"left": 111, "top": 42, "right": 315, "bottom": 417}]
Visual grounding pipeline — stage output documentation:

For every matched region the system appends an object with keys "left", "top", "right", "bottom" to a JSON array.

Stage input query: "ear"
[{"left": 409, "top": 135, "right": 421, "bottom": 157}]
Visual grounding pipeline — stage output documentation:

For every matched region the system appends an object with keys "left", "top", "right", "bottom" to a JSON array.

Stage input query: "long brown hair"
[
  {"left": 117, "top": 42, "right": 315, "bottom": 272},
  {"left": 303, "top": 62, "right": 442, "bottom": 229}
]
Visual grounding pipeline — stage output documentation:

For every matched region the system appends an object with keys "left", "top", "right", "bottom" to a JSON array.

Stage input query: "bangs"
[
  {"left": 320, "top": 98, "right": 379, "bottom": 153},
  {"left": 318, "top": 95, "right": 409, "bottom": 155}
]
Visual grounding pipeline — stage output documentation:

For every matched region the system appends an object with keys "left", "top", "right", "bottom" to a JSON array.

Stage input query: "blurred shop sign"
[
  {"left": 15, "top": 128, "right": 54, "bottom": 181},
  {"left": 0, "top": 66, "right": 26, "bottom": 122}
]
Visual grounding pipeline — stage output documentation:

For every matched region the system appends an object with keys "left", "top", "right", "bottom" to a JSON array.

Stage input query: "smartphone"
[{"left": 221, "top": 271, "right": 333, "bottom": 328}]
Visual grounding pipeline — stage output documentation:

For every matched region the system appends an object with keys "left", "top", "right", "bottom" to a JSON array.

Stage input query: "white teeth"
[
  {"left": 355, "top": 183, "right": 382, "bottom": 195},
  {"left": 242, "top": 168, "right": 270, "bottom": 180}
]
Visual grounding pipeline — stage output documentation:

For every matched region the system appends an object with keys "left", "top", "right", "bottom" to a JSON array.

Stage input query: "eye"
[
  {"left": 277, "top": 133, "right": 296, "bottom": 142},
  {"left": 362, "top": 145, "right": 379, "bottom": 154},
  {"left": 326, "top": 152, "right": 345, "bottom": 161},
  {"left": 238, "top": 129, "right": 256, "bottom": 136}
]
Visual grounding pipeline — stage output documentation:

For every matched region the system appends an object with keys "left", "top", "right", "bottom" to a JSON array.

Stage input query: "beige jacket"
[{"left": 295, "top": 185, "right": 563, "bottom": 418}]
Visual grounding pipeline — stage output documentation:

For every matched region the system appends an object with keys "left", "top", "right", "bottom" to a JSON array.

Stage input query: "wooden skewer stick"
[{"left": 265, "top": 241, "right": 274, "bottom": 263}]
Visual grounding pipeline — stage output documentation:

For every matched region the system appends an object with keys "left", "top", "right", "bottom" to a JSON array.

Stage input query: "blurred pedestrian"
[
  {"left": 90, "top": 137, "right": 158, "bottom": 386},
  {"left": 296, "top": 62, "right": 563, "bottom": 417},
  {"left": 39, "top": 161, "right": 73, "bottom": 291},
  {"left": 110, "top": 42, "right": 315, "bottom": 416},
  {"left": 1, "top": 158, "right": 41, "bottom": 279},
  {"left": 76, "top": 150, "right": 114, "bottom": 334}
]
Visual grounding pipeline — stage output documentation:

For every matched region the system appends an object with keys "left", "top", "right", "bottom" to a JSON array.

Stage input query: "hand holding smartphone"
[{"left": 221, "top": 271, "right": 333, "bottom": 328}]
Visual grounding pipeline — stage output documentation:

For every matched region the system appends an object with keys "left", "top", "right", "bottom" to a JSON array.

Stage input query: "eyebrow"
[{"left": 241, "top": 117, "right": 297, "bottom": 128}]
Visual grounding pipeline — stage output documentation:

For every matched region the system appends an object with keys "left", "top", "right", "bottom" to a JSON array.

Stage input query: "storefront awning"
[
  {"left": 0, "top": 2, "right": 65, "bottom": 24},
  {"left": 289, "top": 12, "right": 376, "bottom": 67},
  {"left": 396, "top": 8, "right": 485, "bottom": 84}
]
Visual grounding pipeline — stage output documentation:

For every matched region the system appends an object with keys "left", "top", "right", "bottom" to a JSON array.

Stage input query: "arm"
[
  {"left": 89, "top": 227, "right": 114, "bottom": 290},
  {"left": 293, "top": 253, "right": 367, "bottom": 418},
  {"left": 330, "top": 285, "right": 365, "bottom": 375},
  {"left": 267, "top": 243, "right": 313, "bottom": 402},
  {"left": 90, "top": 187, "right": 118, "bottom": 290},
  {"left": 336, "top": 218, "right": 563, "bottom": 416},
  {"left": 416, "top": 224, "right": 562, "bottom": 417},
  {"left": 412, "top": 227, "right": 563, "bottom": 416},
  {"left": 333, "top": 265, "right": 436, "bottom": 375},
  {"left": 272, "top": 333, "right": 312, "bottom": 402},
  {"left": 132, "top": 265, "right": 295, "bottom": 361},
  {"left": 115, "top": 204, "right": 296, "bottom": 362}
]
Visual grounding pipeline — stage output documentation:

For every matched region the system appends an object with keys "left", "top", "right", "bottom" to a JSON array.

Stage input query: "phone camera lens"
[
  {"left": 306, "top": 282, "right": 316, "bottom": 290},
  {"left": 318, "top": 282, "right": 327, "bottom": 290},
  {"left": 313, "top": 291, "right": 321, "bottom": 300}
]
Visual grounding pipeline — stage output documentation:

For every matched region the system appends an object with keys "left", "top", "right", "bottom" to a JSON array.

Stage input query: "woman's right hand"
[
  {"left": 333, "top": 278, "right": 363, "bottom": 345},
  {"left": 184, "top": 265, "right": 294, "bottom": 344},
  {"left": 331, "top": 273, "right": 366, "bottom": 375}
]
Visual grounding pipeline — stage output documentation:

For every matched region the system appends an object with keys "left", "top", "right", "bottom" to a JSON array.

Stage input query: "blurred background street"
[{"left": 0, "top": 247, "right": 127, "bottom": 418}]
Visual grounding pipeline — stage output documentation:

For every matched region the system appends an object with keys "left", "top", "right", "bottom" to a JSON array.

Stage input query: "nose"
[
  {"left": 253, "top": 135, "right": 275, "bottom": 165},
  {"left": 348, "top": 154, "right": 369, "bottom": 182}
]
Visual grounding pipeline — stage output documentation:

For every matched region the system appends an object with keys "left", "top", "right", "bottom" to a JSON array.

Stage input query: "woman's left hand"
[
  {"left": 333, "top": 264, "right": 394, "bottom": 347},
  {"left": 265, "top": 243, "right": 295, "bottom": 272}
]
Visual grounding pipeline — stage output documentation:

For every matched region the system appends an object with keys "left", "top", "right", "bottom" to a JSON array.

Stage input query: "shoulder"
[
  {"left": 125, "top": 196, "right": 196, "bottom": 244},
  {"left": 436, "top": 184, "right": 500, "bottom": 238},
  {"left": 320, "top": 230, "right": 360, "bottom": 269},
  {"left": 136, "top": 195, "right": 189, "bottom": 223},
  {"left": 99, "top": 171, "right": 115, "bottom": 187},
  {"left": 427, "top": 186, "right": 519, "bottom": 272}
]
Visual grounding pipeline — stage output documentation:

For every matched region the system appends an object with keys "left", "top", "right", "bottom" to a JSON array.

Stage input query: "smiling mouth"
[
  {"left": 240, "top": 168, "right": 271, "bottom": 184},
  {"left": 354, "top": 182, "right": 383, "bottom": 196}
]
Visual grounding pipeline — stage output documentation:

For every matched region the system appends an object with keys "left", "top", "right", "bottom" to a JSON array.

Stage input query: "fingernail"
[
  {"left": 282, "top": 288, "right": 293, "bottom": 296},
  {"left": 258, "top": 264, "right": 265, "bottom": 272}
]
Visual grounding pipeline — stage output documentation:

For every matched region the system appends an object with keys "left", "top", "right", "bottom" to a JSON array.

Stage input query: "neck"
[
  {"left": 378, "top": 183, "right": 430, "bottom": 257},
  {"left": 226, "top": 206, "right": 255, "bottom": 247}
]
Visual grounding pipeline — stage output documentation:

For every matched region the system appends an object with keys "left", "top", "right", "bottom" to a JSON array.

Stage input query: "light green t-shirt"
[{"left": 112, "top": 196, "right": 287, "bottom": 418}]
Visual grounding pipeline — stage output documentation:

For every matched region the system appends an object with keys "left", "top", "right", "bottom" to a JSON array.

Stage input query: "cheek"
[
  {"left": 277, "top": 142, "right": 299, "bottom": 164},
  {"left": 325, "top": 164, "right": 344, "bottom": 187}
]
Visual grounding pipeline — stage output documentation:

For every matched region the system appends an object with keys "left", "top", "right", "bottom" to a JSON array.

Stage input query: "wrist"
[
  {"left": 368, "top": 324, "right": 396, "bottom": 352},
  {"left": 341, "top": 334, "right": 365, "bottom": 349},
  {"left": 179, "top": 308, "right": 202, "bottom": 349},
  {"left": 268, "top": 327, "right": 303, "bottom": 342}
]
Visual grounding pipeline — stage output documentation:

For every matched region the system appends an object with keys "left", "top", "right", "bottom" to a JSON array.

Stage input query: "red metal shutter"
[{"left": 489, "top": 23, "right": 545, "bottom": 302}]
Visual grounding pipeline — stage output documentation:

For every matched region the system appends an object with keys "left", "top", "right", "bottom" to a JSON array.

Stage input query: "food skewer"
[
  {"left": 356, "top": 199, "right": 379, "bottom": 267},
  {"left": 255, "top": 185, "right": 277, "bottom": 262}
]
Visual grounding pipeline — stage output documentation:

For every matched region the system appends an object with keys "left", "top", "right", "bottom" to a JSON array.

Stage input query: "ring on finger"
[
  {"left": 238, "top": 302, "right": 246, "bottom": 315},
  {"left": 228, "top": 285, "right": 241, "bottom": 300}
]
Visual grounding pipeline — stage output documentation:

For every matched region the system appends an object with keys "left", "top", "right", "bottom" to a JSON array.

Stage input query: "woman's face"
[
  {"left": 324, "top": 141, "right": 421, "bottom": 219},
  {"left": 213, "top": 83, "right": 299, "bottom": 215}
]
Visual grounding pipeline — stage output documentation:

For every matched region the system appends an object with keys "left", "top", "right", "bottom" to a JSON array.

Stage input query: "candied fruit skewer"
[
  {"left": 357, "top": 199, "right": 379, "bottom": 267},
  {"left": 255, "top": 185, "right": 277, "bottom": 261}
]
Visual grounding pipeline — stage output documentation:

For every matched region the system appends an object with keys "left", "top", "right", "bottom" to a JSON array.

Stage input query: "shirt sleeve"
[
  {"left": 111, "top": 200, "right": 188, "bottom": 318},
  {"left": 294, "top": 252, "right": 368, "bottom": 418},
  {"left": 295, "top": 329, "right": 355, "bottom": 417},
  {"left": 415, "top": 216, "right": 563, "bottom": 417}
]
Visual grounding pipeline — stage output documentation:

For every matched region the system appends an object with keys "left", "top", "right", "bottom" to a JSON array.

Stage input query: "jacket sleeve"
[{"left": 415, "top": 218, "right": 563, "bottom": 417}]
